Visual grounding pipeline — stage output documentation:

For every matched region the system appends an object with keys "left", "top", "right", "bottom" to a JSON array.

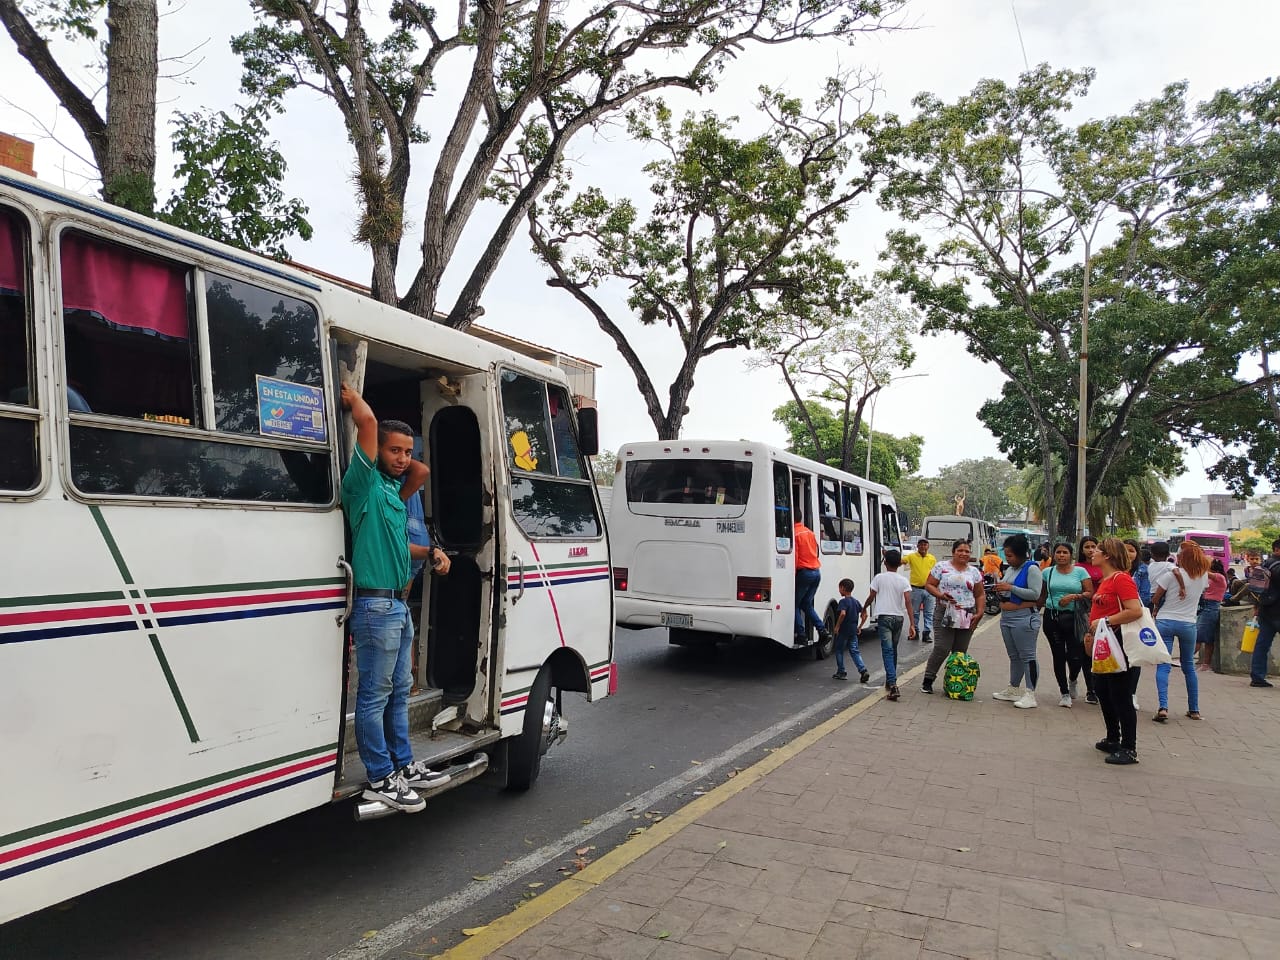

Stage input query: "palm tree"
[{"left": 1019, "top": 461, "right": 1169, "bottom": 535}]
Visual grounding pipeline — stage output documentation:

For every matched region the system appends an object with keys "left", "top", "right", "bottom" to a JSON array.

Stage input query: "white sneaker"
[
  {"left": 1069, "top": 680, "right": 1079, "bottom": 700},
  {"left": 1014, "top": 690, "right": 1038, "bottom": 709},
  {"left": 1132, "top": 695, "right": 1140, "bottom": 710},
  {"left": 1059, "top": 693, "right": 1072, "bottom": 708},
  {"left": 992, "top": 686, "right": 1024, "bottom": 701}
]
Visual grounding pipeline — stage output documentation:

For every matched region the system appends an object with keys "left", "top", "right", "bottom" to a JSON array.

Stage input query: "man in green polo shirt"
[{"left": 341, "top": 383, "right": 452, "bottom": 813}]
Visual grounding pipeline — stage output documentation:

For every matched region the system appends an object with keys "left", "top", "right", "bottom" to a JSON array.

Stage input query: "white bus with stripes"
[
  {"left": 0, "top": 169, "right": 614, "bottom": 923},
  {"left": 609, "top": 440, "right": 902, "bottom": 654}
]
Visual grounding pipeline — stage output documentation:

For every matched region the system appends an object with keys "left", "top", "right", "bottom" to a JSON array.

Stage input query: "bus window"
[
  {"left": 625, "top": 459, "right": 752, "bottom": 510},
  {"left": 882, "top": 504, "right": 902, "bottom": 549},
  {"left": 0, "top": 205, "right": 38, "bottom": 491},
  {"left": 818, "top": 478, "right": 842, "bottom": 554},
  {"left": 60, "top": 231, "right": 197, "bottom": 424},
  {"left": 773, "top": 462, "right": 791, "bottom": 552},
  {"left": 841, "top": 483, "right": 863, "bottom": 555},
  {"left": 547, "top": 385, "right": 584, "bottom": 479},
  {"left": 204, "top": 273, "right": 323, "bottom": 435},
  {"left": 501, "top": 370, "right": 600, "bottom": 538}
]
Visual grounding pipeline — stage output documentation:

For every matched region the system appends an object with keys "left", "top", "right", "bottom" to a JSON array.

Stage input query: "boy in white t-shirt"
[{"left": 860, "top": 549, "right": 915, "bottom": 701}]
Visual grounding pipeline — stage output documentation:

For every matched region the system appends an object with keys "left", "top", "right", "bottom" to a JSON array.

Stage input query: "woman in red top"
[{"left": 1083, "top": 538, "right": 1146, "bottom": 765}]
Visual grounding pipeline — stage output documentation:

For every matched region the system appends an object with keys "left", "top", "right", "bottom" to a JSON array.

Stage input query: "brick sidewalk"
[{"left": 482, "top": 620, "right": 1280, "bottom": 960}]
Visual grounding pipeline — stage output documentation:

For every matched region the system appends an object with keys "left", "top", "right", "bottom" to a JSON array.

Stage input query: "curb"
[{"left": 436, "top": 655, "right": 933, "bottom": 959}]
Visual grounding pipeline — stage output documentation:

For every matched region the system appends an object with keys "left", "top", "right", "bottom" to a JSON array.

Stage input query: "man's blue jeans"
[
  {"left": 351, "top": 596, "right": 415, "bottom": 782},
  {"left": 1251, "top": 615, "right": 1279, "bottom": 683},
  {"left": 877, "top": 615, "right": 904, "bottom": 685},
  {"left": 835, "top": 630, "right": 867, "bottom": 676},
  {"left": 795, "top": 567, "right": 823, "bottom": 637},
  {"left": 911, "top": 586, "right": 935, "bottom": 635},
  {"left": 1155, "top": 618, "right": 1199, "bottom": 713}
]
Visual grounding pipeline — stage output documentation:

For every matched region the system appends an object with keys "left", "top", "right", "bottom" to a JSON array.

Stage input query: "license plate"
[{"left": 661, "top": 612, "right": 693, "bottom": 628}]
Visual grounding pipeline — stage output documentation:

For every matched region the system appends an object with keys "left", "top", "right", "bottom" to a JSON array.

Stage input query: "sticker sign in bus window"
[{"left": 256, "top": 375, "right": 327, "bottom": 443}]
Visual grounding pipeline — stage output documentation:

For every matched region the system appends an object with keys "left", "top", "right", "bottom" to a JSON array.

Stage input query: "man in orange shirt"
[
  {"left": 794, "top": 520, "right": 831, "bottom": 645},
  {"left": 981, "top": 547, "right": 1003, "bottom": 577}
]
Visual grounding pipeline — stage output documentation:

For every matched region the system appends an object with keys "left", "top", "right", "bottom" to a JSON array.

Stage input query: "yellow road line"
[{"left": 438, "top": 651, "right": 936, "bottom": 959}]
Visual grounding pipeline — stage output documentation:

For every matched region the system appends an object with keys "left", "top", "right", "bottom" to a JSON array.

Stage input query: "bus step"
[
  {"left": 351, "top": 752, "right": 491, "bottom": 821},
  {"left": 333, "top": 727, "right": 502, "bottom": 802},
  {"left": 342, "top": 688, "right": 444, "bottom": 755}
]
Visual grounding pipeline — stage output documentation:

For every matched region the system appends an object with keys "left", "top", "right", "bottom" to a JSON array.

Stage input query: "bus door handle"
[
  {"left": 510, "top": 553, "right": 525, "bottom": 606},
  {"left": 336, "top": 557, "right": 355, "bottom": 626}
]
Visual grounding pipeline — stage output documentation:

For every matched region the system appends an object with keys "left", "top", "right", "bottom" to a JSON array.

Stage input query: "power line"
[{"left": 1010, "top": 1, "right": 1030, "bottom": 70}]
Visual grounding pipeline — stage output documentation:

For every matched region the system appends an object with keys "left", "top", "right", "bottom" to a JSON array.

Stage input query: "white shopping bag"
[
  {"left": 1091, "top": 618, "right": 1129, "bottom": 674},
  {"left": 1126, "top": 609, "right": 1173, "bottom": 667}
]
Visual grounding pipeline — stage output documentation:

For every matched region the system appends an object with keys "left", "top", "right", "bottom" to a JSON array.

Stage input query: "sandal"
[
  {"left": 1153, "top": 709, "right": 1168, "bottom": 722},
  {"left": 1186, "top": 711, "right": 1201, "bottom": 720}
]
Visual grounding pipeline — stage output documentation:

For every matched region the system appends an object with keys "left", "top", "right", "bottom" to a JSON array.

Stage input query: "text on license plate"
[{"left": 661, "top": 613, "right": 693, "bottom": 628}]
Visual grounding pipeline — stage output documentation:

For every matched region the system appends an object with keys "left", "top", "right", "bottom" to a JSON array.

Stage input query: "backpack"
[
  {"left": 1249, "top": 559, "right": 1279, "bottom": 607},
  {"left": 944, "top": 651, "right": 981, "bottom": 701}
]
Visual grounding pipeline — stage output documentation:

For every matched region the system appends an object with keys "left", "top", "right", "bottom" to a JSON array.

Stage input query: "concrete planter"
[{"left": 1214, "top": 603, "right": 1279, "bottom": 676}]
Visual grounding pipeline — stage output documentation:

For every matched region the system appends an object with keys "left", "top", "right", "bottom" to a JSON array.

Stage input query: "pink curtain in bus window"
[
  {"left": 59, "top": 231, "right": 188, "bottom": 339},
  {"left": 0, "top": 212, "right": 22, "bottom": 293}
]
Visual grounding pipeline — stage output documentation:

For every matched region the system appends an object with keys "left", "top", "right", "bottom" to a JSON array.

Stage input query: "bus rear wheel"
[{"left": 816, "top": 606, "right": 838, "bottom": 660}]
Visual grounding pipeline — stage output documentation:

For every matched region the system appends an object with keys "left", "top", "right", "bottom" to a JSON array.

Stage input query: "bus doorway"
[
  {"left": 867, "top": 492, "right": 883, "bottom": 573},
  {"left": 333, "top": 338, "right": 499, "bottom": 785}
]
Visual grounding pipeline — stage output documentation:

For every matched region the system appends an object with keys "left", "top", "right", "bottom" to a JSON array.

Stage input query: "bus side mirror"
[{"left": 577, "top": 407, "right": 599, "bottom": 456}]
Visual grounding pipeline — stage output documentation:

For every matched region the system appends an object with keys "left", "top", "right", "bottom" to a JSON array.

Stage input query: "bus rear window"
[{"left": 625, "top": 459, "right": 752, "bottom": 513}]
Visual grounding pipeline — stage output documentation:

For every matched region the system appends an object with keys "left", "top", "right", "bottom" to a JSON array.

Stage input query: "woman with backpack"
[
  {"left": 1150, "top": 541, "right": 1210, "bottom": 722},
  {"left": 1042, "top": 541, "right": 1095, "bottom": 708},
  {"left": 991, "top": 534, "right": 1044, "bottom": 709},
  {"left": 1084, "top": 538, "right": 1146, "bottom": 765},
  {"left": 920, "top": 539, "right": 987, "bottom": 695}
]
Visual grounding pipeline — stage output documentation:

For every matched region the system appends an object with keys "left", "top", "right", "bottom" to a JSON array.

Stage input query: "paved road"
[{"left": 6, "top": 625, "right": 939, "bottom": 960}]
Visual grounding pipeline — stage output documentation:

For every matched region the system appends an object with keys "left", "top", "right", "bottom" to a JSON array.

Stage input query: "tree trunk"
[
  {"left": 1056, "top": 447, "right": 1079, "bottom": 543},
  {"left": 1039, "top": 439, "right": 1058, "bottom": 543},
  {"left": 102, "top": 0, "right": 157, "bottom": 212}
]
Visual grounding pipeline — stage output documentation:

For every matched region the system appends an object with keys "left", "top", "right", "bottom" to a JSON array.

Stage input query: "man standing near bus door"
[
  {"left": 905, "top": 538, "right": 938, "bottom": 644},
  {"left": 794, "top": 520, "right": 832, "bottom": 646},
  {"left": 341, "top": 383, "right": 452, "bottom": 813}
]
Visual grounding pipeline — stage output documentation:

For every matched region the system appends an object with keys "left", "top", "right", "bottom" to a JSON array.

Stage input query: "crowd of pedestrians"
[{"left": 843, "top": 529, "right": 1280, "bottom": 768}]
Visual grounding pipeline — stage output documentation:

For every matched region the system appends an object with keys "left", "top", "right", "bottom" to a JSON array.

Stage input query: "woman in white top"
[
  {"left": 920, "top": 540, "right": 986, "bottom": 694},
  {"left": 1150, "top": 541, "right": 1210, "bottom": 722}
]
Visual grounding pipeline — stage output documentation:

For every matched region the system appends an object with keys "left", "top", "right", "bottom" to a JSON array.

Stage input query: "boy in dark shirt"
[{"left": 832, "top": 578, "right": 870, "bottom": 683}]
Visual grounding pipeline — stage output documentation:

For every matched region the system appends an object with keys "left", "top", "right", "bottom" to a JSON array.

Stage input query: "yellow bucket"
[{"left": 1242, "top": 621, "right": 1259, "bottom": 653}]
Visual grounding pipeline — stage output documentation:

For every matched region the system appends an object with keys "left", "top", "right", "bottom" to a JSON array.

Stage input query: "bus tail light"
[
  {"left": 613, "top": 567, "right": 628, "bottom": 591},
  {"left": 737, "top": 576, "right": 771, "bottom": 603}
]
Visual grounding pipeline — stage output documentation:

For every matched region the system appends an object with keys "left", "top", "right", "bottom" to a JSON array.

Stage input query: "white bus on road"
[
  {"left": 609, "top": 441, "right": 902, "bottom": 655},
  {"left": 0, "top": 169, "right": 614, "bottom": 923}
]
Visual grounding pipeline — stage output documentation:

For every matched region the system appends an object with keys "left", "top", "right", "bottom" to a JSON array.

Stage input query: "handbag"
[
  {"left": 1125, "top": 609, "right": 1172, "bottom": 667},
  {"left": 1243, "top": 619, "right": 1259, "bottom": 653},
  {"left": 1091, "top": 619, "right": 1129, "bottom": 674}
]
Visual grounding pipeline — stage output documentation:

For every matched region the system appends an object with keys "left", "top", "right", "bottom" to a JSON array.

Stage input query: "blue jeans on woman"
[
  {"left": 351, "top": 596, "right": 415, "bottom": 781},
  {"left": 1155, "top": 618, "right": 1199, "bottom": 713},
  {"left": 1196, "top": 600, "right": 1220, "bottom": 654}
]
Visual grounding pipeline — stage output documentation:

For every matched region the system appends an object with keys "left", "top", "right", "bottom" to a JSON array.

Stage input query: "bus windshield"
[{"left": 625, "top": 459, "right": 752, "bottom": 517}]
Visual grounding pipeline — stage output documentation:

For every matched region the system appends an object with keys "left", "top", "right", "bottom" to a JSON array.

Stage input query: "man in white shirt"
[
  {"left": 860, "top": 549, "right": 915, "bottom": 701},
  {"left": 1146, "top": 541, "right": 1174, "bottom": 603}
]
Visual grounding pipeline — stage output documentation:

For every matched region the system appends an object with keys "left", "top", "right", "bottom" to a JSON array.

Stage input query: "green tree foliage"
[
  {"left": 236, "top": 0, "right": 905, "bottom": 322},
  {"left": 531, "top": 80, "right": 882, "bottom": 439},
  {"left": 934, "top": 458, "right": 1020, "bottom": 524},
  {"left": 891, "top": 473, "right": 951, "bottom": 530},
  {"left": 867, "top": 66, "right": 1280, "bottom": 540},
  {"left": 754, "top": 282, "right": 919, "bottom": 474},
  {"left": 590, "top": 450, "right": 618, "bottom": 487},
  {"left": 0, "top": 0, "right": 310, "bottom": 254},
  {"left": 773, "top": 400, "right": 921, "bottom": 488},
  {"left": 159, "top": 102, "right": 313, "bottom": 260},
  {"left": 1018, "top": 461, "right": 1169, "bottom": 534}
]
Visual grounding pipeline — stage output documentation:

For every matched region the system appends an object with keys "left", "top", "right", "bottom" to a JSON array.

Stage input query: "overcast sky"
[{"left": 3, "top": 0, "right": 1276, "bottom": 505}]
